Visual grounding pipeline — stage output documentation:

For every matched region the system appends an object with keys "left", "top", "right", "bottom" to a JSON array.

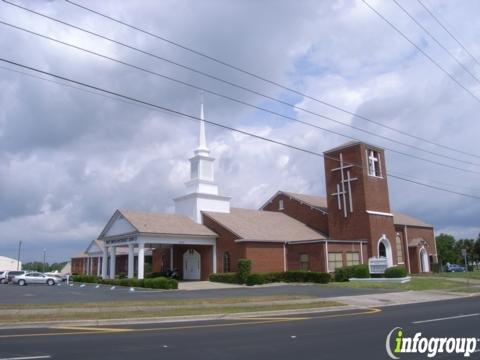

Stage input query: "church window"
[
  {"left": 379, "top": 242, "right": 387, "bottom": 258},
  {"left": 396, "top": 234, "right": 404, "bottom": 263},
  {"left": 367, "top": 149, "right": 382, "bottom": 177},
  {"left": 328, "top": 252, "right": 343, "bottom": 271},
  {"left": 300, "top": 254, "right": 309, "bottom": 271},
  {"left": 279, "top": 199, "right": 284, "bottom": 210},
  {"left": 346, "top": 252, "right": 360, "bottom": 266},
  {"left": 223, "top": 252, "right": 231, "bottom": 273}
]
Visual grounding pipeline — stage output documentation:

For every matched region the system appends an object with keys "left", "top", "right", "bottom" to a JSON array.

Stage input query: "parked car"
[
  {"left": 12, "top": 272, "right": 58, "bottom": 286},
  {"left": 0, "top": 271, "right": 6, "bottom": 284},
  {"left": 6, "top": 271, "right": 25, "bottom": 283},
  {"left": 446, "top": 264, "right": 466, "bottom": 272}
]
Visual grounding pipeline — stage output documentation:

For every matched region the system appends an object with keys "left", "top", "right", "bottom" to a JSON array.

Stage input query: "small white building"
[{"left": 0, "top": 256, "right": 21, "bottom": 271}]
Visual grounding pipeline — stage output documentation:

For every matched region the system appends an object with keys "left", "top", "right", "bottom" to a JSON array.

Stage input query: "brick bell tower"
[{"left": 323, "top": 141, "right": 397, "bottom": 266}]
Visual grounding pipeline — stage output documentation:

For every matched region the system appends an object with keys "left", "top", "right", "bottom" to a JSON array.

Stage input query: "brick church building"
[{"left": 72, "top": 105, "right": 437, "bottom": 279}]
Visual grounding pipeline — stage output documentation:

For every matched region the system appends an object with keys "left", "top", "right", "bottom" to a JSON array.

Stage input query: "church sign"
[{"left": 368, "top": 257, "right": 389, "bottom": 274}]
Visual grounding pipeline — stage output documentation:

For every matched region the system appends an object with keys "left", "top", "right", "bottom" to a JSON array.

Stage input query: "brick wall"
[
  {"left": 287, "top": 243, "right": 326, "bottom": 272},
  {"left": 172, "top": 244, "right": 212, "bottom": 281},
  {"left": 244, "top": 242, "right": 285, "bottom": 272},
  {"left": 263, "top": 193, "right": 329, "bottom": 235},
  {"left": 202, "top": 213, "right": 246, "bottom": 273}
]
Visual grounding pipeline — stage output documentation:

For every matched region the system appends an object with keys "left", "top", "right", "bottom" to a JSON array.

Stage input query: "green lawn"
[
  {"left": 326, "top": 276, "right": 479, "bottom": 292},
  {"left": 429, "top": 270, "right": 480, "bottom": 280}
]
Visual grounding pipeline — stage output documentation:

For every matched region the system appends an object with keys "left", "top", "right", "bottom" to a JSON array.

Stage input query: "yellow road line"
[
  {"left": 53, "top": 326, "right": 132, "bottom": 332},
  {"left": 0, "top": 308, "right": 381, "bottom": 339}
]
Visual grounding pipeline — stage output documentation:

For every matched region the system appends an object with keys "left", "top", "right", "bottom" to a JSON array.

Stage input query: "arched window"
[
  {"left": 379, "top": 242, "right": 386, "bottom": 258},
  {"left": 223, "top": 252, "right": 231, "bottom": 273}
]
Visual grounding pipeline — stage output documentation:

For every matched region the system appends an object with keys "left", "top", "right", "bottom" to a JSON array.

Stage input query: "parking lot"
[{"left": 0, "top": 282, "right": 401, "bottom": 305}]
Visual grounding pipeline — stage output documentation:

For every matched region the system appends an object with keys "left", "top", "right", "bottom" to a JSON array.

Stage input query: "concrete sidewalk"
[{"left": 177, "top": 281, "right": 243, "bottom": 290}]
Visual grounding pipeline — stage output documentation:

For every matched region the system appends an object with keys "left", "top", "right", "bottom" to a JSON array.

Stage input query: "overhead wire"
[
  {"left": 1, "top": 56, "right": 479, "bottom": 200},
  {"left": 4, "top": 0, "right": 480, "bottom": 160}
]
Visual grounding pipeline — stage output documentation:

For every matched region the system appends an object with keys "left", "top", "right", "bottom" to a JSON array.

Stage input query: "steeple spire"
[{"left": 196, "top": 94, "right": 209, "bottom": 155}]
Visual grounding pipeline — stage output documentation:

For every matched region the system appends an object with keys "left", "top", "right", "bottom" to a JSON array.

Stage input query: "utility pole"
[{"left": 16, "top": 241, "right": 22, "bottom": 270}]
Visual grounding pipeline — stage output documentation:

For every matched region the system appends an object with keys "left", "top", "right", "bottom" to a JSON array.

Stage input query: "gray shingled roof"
[
  {"left": 203, "top": 208, "right": 327, "bottom": 243},
  {"left": 118, "top": 209, "right": 216, "bottom": 237},
  {"left": 282, "top": 191, "right": 328, "bottom": 211},
  {"left": 392, "top": 212, "right": 433, "bottom": 228}
]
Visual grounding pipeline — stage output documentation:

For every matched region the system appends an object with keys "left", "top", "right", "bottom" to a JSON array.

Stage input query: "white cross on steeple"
[{"left": 330, "top": 153, "right": 358, "bottom": 218}]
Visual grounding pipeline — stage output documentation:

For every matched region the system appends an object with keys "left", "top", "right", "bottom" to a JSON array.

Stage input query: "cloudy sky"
[{"left": 0, "top": 0, "right": 479, "bottom": 263}]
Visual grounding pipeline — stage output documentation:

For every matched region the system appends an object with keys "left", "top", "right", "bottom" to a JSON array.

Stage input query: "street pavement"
[
  {"left": 0, "top": 282, "right": 402, "bottom": 305},
  {"left": 0, "top": 296, "right": 479, "bottom": 359}
]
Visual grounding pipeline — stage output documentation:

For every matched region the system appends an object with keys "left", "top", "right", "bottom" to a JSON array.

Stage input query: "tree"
[{"left": 435, "top": 233, "right": 457, "bottom": 264}]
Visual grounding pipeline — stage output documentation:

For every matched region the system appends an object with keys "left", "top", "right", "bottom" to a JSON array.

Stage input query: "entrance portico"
[{"left": 98, "top": 209, "right": 217, "bottom": 280}]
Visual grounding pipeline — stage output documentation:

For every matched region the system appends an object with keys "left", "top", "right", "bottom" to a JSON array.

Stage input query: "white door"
[{"left": 183, "top": 249, "right": 201, "bottom": 280}]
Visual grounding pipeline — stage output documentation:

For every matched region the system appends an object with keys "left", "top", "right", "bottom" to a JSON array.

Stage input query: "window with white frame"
[
  {"left": 346, "top": 252, "right": 360, "bottom": 266},
  {"left": 328, "top": 252, "right": 343, "bottom": 271},
  {"left": 396, "top": 234, "right": 404, "bottom": 263},
  {"left": 279, "top": 199, "right": 284, "bottom": 210},
  {"left": 367, "top": 149, "right": 382, "bottom": 177},
  {"left": 300, "top": 254, "right": 309, "bottom": 271},
  {"left": 223, "top": 252, "right": 231, "bottom": 273}
]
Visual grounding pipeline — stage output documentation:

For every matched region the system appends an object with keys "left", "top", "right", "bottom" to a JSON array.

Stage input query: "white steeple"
[{"left": 174, "top": 99, "right": 230, "bottom": 223}]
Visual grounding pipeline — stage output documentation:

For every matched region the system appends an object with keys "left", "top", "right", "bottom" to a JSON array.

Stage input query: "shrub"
[
  {"left": 237, "top": 259, "right": 252, "bottom": 284},
  {"left": 384, "top": 266, "right": 407, "bottom": 278},
  {"left": 334, "top": 265, "right": 370, "bottom": 282},
  {"left": 246, "top": 273, "right": 267, "bottom": 286},
  {"left": 209, "top": 273, "right": 239, "bottom": 284},
  {"left": 431, "top": 263, "right": 441, "bottom": 273},
  {"left": 72, "top": 275, "right": 98, "bottom": 283}
]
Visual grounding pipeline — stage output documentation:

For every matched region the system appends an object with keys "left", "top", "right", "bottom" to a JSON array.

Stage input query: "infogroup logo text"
[{"left": 386, "top": 327, "right": 478, "bottom": 358}]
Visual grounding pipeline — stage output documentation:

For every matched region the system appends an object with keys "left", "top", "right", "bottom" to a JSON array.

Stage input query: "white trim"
[
  {"left": 360, "top": 244, "right": 364, "bottom": 264},
  {"left": 283, "top": 244, "right": 287, "bottom": 272},
  {"left": 404, "top": 225, "right": 411, "bottom": 274},
  {"left": 377, "top": 235, "right": 393, "bottom": 267},
  {"left": 366, "top": 210, "right": 394, "bottom": 217},
  {"left": 137, "top": 242, "right": 145, "bottom": 280},
  {"left": 212, "top": 242, "right": 217, "bottom": 273},
  {"left": 325, "top": 240, "right": 329, "bottom": 273},
  {"left": 419, "top": 246, "right": 430, "bottom": 273}
]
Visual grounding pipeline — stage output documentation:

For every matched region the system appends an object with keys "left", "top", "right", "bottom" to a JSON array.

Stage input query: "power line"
[
  {"left": 417, "top": 0, "right": 480, "bottom": 68},
  {"left": 1, "top": 56, "right": 479, "bottom": 200},
  {"left": 3, "top": 20, "right": 480, "bottom": 176},
  {"left": 6, "top": 0, "right": 479, "bottom": 160},
  {"left": 3, "top": 62, "right": 475, "bottom": 198},
  {"left": 392, "top": 0, "right": 480, "bottom": 85},
  {"left": 361, "top": 0, "right": 480, "bottom": 106}
]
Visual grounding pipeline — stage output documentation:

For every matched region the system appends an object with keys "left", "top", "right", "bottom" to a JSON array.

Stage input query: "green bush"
[
  {"left": 95, "top": 276, "right": 176, "bottom": 289},
  {"left": 72, "top": 275, "right": 98, "bottom": 283},
  {"left": 384, "top": 266, "right": 407, "bottom": 278},
  {"left": 246, "top": 273, "right": 267, "bottom": 286},
  {"left": 431, "top": 263, "right": 441, "bottom": 273},
  {"left": 209, "top": 273, "right": 240, "bottom": 284},
  {"left": 237, "top": 259, "right": 252, "bottom": 284},
  {"left": 334, "top": 265, "right": 370, "bottom": 282}
]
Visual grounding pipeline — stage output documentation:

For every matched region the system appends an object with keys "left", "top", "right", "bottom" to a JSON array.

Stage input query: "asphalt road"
[
  {"left": 0, "top": 283, "right": 401, "bottom": 305},
  {"left": 0, "top": 296, "right": 479, "bottom": 359}
]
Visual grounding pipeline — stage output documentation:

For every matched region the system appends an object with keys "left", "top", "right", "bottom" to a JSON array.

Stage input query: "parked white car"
[{"left": 13, "top": 272, "right": 58, "bottom": 286}]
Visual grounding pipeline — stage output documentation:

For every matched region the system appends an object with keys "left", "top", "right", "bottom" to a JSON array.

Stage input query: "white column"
[
  {"left": 128, "top": 243, "right": 134, "bottom": 279},
  {"left": 325, "top": 241, "right": 329, "bottom": 273},
  {"left": 212, "top": 243, "right": 217, "bottom": 273},
  {"left": 283, "top": 243, "right": 287, "bottom": 272},
  {"left": 102, "top": 246, "right": 108, "bottom": 278},
  {"left": 97, "top": 257, "right": 101, "bottom": 277},
  {"left": 170, "top": 246, "right": 174, "bottom": 270},
  {"left": 109, "top": 246, "right": 116, "bottom": 279},
  {"left": 138, "top": 243, "right": 145, "bottom": 280}
]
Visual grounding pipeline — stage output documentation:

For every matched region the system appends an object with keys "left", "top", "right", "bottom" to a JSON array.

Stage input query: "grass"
[
  {"left": 326, "top": 276, "right": 480, "bottom": 292},
  {"left": 1, "top": 295, "right": 315, "bottom": 310},
  {"left": 0, "top": 301, "right": 342, "bottom": 323},
  {"left": 428, "top": 270, "right": 480, "bottom": 280}
]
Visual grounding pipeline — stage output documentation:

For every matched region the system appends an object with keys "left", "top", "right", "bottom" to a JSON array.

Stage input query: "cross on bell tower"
[{"left": 330, "top": 153, "right": 358, "bottom": 218}]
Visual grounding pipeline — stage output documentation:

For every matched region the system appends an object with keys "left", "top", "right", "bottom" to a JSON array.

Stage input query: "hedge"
[
  {"left": 209, "top": 270, "right": 331, "bottom": 285},
  {"left": 334, "top": 265, "right": 370, "bottom": 282},
  {"left": 209, "top": 273, "right": 239, "bottom": 284},
  {"left": 72, "top": 275, "right": 177, "bottom": 289},
  {"left": 237, "top": 259, "right": 252, "bottom": 284},
  {"left": 384, "top": 266, "right": 407, "bottom": 278}
]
